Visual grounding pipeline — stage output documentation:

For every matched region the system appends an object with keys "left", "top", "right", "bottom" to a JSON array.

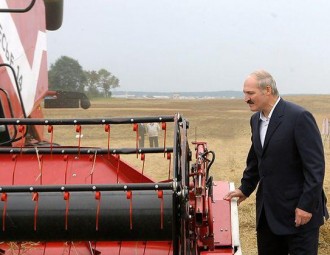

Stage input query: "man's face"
[{"left": 243, "top": 76, "right": 268, "bottom": 112}]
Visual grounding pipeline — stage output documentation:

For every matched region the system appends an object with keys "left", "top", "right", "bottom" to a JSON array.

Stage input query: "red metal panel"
[
  {"left": 212, "top": 201, "right": 232, "bottom": 246},
  {"left": 212, "top": 181, "right": 230, "bottom": 201},
  {"left": 200, "top": 248, "right": 233, "bottom": 254},
  {"left": 212, "top": 181, "right": 232, "bottom": 247}
]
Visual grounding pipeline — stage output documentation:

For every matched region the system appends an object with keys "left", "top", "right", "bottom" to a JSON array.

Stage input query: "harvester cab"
[{"left": 0, "top": 1, "right": 242, "bottom": 254}]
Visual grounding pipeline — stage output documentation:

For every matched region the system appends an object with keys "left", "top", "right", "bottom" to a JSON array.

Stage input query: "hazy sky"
[{"left": 47, "top": 0, "right": 330, "bottom": 94}]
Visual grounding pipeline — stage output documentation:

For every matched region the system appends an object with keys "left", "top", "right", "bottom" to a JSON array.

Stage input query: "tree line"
[{"left": 48, "top": 56, "right": 120, "bottom": 98}]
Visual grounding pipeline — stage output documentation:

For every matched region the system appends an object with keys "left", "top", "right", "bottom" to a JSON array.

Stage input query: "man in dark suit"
[
  {"left": 224, "top": 70, "right": 328, "bottom": 255},
  {"left": 138, "top": 123, "right": 146, "bottom": 148}
]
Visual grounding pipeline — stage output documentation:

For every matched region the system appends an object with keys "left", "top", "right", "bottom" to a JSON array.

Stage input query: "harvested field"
[{"left": 44, "top": 95, "right": 330, "bottom": 255}]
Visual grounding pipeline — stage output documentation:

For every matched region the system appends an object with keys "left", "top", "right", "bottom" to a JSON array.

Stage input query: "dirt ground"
[{"left": 44, "top": 96, "right": 330, "bottom": 255}]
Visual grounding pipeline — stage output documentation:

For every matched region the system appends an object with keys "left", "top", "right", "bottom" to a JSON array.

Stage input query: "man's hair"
[{"left": 250, "top": 70, "right": 279, "bottom": 96}]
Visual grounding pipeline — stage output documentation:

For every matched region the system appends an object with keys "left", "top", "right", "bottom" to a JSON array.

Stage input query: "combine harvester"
[{"left": 0, "top": 1, "right": 242, "bottom": 254}]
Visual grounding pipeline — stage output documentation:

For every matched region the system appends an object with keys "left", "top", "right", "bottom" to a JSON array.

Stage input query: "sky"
[{"left": 47, "top": 0, "right": 330, "bottom": 94}]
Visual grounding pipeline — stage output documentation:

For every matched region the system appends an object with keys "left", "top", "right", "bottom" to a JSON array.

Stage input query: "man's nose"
[{"left": 244, "top": 94, "right": 250, "bottom": 102}]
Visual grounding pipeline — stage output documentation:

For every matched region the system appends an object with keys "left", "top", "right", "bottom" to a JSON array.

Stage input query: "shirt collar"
[{"left": 260, "top": 97, "right": 281, "bottom": 121}]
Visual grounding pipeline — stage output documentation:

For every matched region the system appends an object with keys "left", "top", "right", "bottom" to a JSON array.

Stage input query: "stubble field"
[{"left": 44, "top": 96, "right": 330, "bottom": 255}]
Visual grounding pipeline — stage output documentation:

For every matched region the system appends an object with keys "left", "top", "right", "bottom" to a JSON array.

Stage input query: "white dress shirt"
[{"left": 259, "top": 97, "right": 281, "bottom": 147}]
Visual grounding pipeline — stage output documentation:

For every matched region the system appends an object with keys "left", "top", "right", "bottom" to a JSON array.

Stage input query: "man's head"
[{"left": 243, "top": 70, "right": 279, "bottom": 116}]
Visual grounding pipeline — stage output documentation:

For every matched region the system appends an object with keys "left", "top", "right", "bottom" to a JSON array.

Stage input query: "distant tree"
[
  {"left": 83, "top": 68, "right": 120, "bottom": 98},
  {"left": 84, "top": 70, "right": 100, "bottom": 97},
  {"left": 48, "top": 56, "right": 86, "bottom": 92},
  {"left": 98, "top": 69, "right": 120, "bottom": 97},
  {"left": 49, "top": 56, "right": 120, "bottom": 98}
]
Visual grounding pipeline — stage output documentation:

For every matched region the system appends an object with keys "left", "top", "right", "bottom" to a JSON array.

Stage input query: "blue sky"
[{"left": 47, "top": 0, "right": 330, "bottom": 94}]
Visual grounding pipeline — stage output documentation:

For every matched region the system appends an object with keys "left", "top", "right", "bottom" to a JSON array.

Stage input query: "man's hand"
[
  {"left": 223, "top": 188, "right": 247, "bottom": 205},
  {"left": 295, "top": 208, "right": 312, "bottom": 227}
]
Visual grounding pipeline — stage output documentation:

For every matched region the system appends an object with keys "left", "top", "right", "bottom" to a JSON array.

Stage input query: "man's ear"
[{"left": 266, "top": 85, "right": 272, "bottom": 95}]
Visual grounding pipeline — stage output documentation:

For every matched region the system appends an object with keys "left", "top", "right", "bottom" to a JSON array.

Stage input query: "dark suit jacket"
[{"left": 239, "top": 98, "right": 328, "bottom": 235}]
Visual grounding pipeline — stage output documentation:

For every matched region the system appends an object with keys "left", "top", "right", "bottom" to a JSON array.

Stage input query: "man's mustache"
[{"left": 247, "top": 99, "right": 254, "bottom": 104}]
